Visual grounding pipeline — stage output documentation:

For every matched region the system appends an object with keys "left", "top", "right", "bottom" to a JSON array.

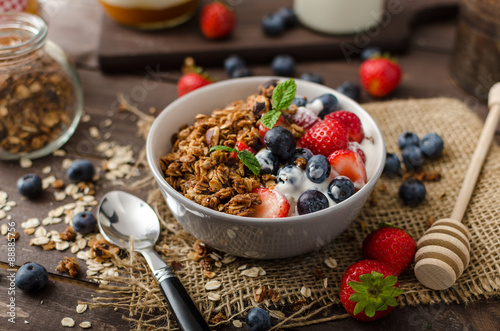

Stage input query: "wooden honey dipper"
[{"left": 414, "top": 83, "right": 500, "bottom": 290}]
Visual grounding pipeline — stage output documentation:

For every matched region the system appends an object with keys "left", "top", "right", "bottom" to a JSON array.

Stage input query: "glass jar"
[
  {"left": 450, "top": 0, "right": 500, "bottom": 101},
  {"left": 294, "top": 0, "right": 385, "bottom": 35},
  {"left": 0, "top": 12, "right": 83, "bottom": 160},
  {"left": 97, "top": 0, "right": 201, "bottom": 30}
]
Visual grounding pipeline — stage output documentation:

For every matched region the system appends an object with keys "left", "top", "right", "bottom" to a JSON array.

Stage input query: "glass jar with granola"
[{"left": 0, "top": 12, "right": 83, "bottom": 160}]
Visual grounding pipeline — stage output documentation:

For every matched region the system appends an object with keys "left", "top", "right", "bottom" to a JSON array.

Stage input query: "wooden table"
[{"left": 1, "top": 1, "right": 499, "bottom": 330}]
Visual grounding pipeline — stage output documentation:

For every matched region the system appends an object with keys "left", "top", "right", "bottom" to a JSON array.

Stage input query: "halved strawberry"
[
  {"left": 291, "top": 107, "right": 320, "bottom": 131},
  {"left": 325, "top": 110, "right": 364, "bottom": 143},
  {"left": 251, "top": 187, "right": 290, "bottom": 218},
  {"left": 328, "top": 149, "right": 367, "bottom": 189},
  {"left": 230, "top": 141, "right": 257, "bottom": 159},
  {"left": 348, "top": 141, "right": 366, "bottom": 164},
  {"left": 258, "top": 115, "right": 287, "bottom": 145},
  {"left": 298, "top": 118, "right": 349, "bottom": 157}
]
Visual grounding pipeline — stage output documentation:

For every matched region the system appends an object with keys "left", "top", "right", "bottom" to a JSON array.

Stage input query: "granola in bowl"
[{"left": 158, "top": 79, "right": 377, "bottom": 218}]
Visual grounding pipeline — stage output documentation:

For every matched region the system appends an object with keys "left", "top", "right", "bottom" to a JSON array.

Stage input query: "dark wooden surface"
[
  {"left": 1, "top": 0, "right": 500, "bottom": 330},
  {"left": 97, "top": 0, "right": 459, "bottom": 73}
]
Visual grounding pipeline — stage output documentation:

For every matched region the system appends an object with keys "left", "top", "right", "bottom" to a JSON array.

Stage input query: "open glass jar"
[{"left": 0, "top": 12, "right": 83, "bottom": 160}]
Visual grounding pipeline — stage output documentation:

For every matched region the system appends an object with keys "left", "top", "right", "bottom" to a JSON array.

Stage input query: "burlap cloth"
[{"left": 90, "top": 97, "right": 500, "bottom": 330}]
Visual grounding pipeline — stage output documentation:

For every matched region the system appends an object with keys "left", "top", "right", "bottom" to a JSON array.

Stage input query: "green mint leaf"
[
  {"left": 272, "top": 78, "right": 297, "bottom": 111},
  {"left": 260, "top": 109, "right": 281, "bottom": 129},
  {"left": 237, "top": 150, "right": 260, "bottom": 175},
  {"left": 209, "top": 146, "right": 237, "bottom": 153}
]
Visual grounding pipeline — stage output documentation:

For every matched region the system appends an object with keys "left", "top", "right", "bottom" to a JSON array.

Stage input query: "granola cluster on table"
[{"left": 159, "top": 81, "right": 303, "bottom": 216}]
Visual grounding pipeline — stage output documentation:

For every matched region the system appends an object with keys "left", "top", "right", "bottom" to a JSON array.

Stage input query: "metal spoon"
[{"left": 97, "top": 190, "right": 210, "bottom": 331}]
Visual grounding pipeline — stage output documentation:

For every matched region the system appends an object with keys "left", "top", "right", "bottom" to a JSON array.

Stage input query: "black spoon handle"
[{"left": 159, "top": 275, "right": 211, "bottom": 331}]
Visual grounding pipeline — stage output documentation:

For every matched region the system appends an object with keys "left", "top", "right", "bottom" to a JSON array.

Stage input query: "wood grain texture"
[{"left": 97, "top": 0, "right": 459, "bottom": 73}]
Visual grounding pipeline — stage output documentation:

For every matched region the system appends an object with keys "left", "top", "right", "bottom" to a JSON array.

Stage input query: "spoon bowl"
[{"left": 97, "top": 190, "right": 210, "bottom": 331}]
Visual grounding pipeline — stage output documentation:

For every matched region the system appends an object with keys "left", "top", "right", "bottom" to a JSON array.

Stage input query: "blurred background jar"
[
  {"left": 450, "top": 0, "right": 500, "bottom": 101},
  {"left": 97, "top": 0, "right": 201, "bottom": 30},
  {"left": 293, "top": 0, "right": 385, "bottom": 35},
  {"left": 0, "top": 0, "right": 38, "bottom": 14},
  {"left": 0, "top": 12, "right": 83, "bottom": 160}
]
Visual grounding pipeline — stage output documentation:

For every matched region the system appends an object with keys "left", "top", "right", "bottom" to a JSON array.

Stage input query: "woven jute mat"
[{"left": 90, "top": 97, "right": 500, "bottom": 330}]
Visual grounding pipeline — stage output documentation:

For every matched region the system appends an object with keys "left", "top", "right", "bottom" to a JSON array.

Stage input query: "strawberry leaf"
[
  {"left": 381, "top": 275, "right": 398, "bottom": 287},
  {"left": 385, "top": 297, "right": 398, "bottom": 307},
  {"left": 272, "top": 78, "right": 296, "bottom": 111},
  {"left": 237, "top": 150, "right": 260, "bottom": 175},
  {"left": 353, "top": 300, "right": 369, "bottom": 316},
  {"left": 260, "top": 109, "right": 282, "bottom": 129},
  {"left": 348, "top": 281, "right": 367, "bottom": 293},
  {"left": 364, "top": 303, "right": 376, "bottom": 317}
]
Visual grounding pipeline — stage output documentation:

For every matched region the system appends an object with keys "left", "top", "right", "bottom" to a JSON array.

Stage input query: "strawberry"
[
  {"left": 200, "top": 2, "right": 236, "bottom": 40},
  {"left": 177, "top": 57, "right": 212, "bottom": 97},
  {"left": 230, "top": 141, "right": 257, "bottom": 159},
  {"left": 347, "top": 141, "right": 366, "bottom": 164},
  {"left": 177, "top": 73, "right": 212, "bottom": 97},
  {"left": 299, "top": 119, "right": 349, "bottom": 157},
  {"left": 258, "top": 115, "right": 287, "bottom": 145},
  {"left": 328, "top": 149, "right": 367, "bottom": 189},
  {"left": 359, "top": 57, "right": 401, "bottom": 98},
  {"left": 291, "top": 107, "right": 320, "bottom": 131},
  {"left": 251, "top": 187, "right": 290, "bottom": 218},
  {"left": 340, "top": 260, "right": 402, "bottom": 321},
  {"left": 325, "top": 111, "right": 364, "bottom": 143},
  {"left": 362, "top": 223, "right": 416, "bottom": 275}
]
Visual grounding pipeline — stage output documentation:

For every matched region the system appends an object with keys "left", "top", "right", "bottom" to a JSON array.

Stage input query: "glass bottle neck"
[{"left": 0, "top": 12, "right": 47, "bottom": 66}]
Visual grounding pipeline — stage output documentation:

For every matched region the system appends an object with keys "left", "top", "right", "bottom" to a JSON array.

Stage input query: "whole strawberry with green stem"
[
  {"left": 340, "top": 260, "right": 402, "bottom": 321},
  {"left": 359, "top": 56, "right": 401, "bottom": 98},
  {"left": 362, "top": 222, "right": 416, "bottom": 275},
  {"left": 177, "top": 57, "right": 213, "bottom": 97},
  {"left": 200, "top": 1, "right": 236, "bottom": 40}
]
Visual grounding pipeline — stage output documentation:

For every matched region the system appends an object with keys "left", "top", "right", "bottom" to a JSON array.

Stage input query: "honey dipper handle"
[{"left": 451, "top": 83, "right": 500, "bottom": 221}]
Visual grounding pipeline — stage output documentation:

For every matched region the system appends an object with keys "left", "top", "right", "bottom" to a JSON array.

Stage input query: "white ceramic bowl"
[{"left": 146, "top": 77, "right": 386, "bottom": 259}]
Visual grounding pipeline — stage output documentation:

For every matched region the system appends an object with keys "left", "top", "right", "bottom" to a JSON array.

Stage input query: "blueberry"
[
  {"left": 336, "top": 81, "right": 361, "bottom": 102},
  {"left": 306, "top": 155, "right": 331, "bottom": 183},
  {"left": 255, "top": 149, "right": 279, "bottom": 175},
  {"left": 245, "top": 307, "right": 271, "bottom": 331},
  {"left": 15, "top": 262, "right": 48, "bottom": 292},
  {"left": 297, "top": 190, "right": 329, "bottom": 215},
  {"left": 383, "top": 153, "right": 402, "bottom": 176},
  {"left": 360, "top": 46, "right": 381, "bottom": 61},
  {"left": 399, "top": 178, "right": 426, "bottom": 206},
  {"left": 271, "top": 55, "right": 295, "bottom": 77},
  {"left": 327, "top": 176, "right": 355, "bottom": 203},
  {"left": 262, "top": 79, "right": 278, "bottom": 89},
  {"left": 402, "top": 145, "right": 424, "bottom": 171},
  {"left": 224, "top": 54, "right": 246, "bottom": 75},
  {"left": 72, "top": 211, "right": 97, "bottom": 235},
  {"left": 291, "top": 96, "right": 308, "bottom": 107},
  {"left": 277, "top": 165, "right": 304, "bottom": 191},
  {"left": 263, "top": 127, "right": 296, "bottom": 161},
  {"left": 300, "top": 72, "right": 324, "bottom": 84},
  {"left": 262, "top": 14, "right": 285, "bottom": 37},
  {"left": 275, "top": 7, "right": 297, "bottom": 28},
  {"left": 67, "top": 159, "right": 95, "bottom": 182},
  {"left": 308, "top": 93, "right": 338, "bottom": 118},
  {"left": 419, "top": 133, "right": 444, "bottom": 159},
  {"left": 231, "top": 66, "right": 253, "bottom": 78},
  {"left": 398, "top": 132, "right": 420, "bottom": 149},
  {"left": 17, "top": 173, "right": 42, "bottom": 198},
  {"left": 287, "top": 147, "right": 314, "bottom": 164}
]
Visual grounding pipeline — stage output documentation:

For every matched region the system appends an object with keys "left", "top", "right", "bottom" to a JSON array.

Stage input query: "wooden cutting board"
[{"left": 97, "top": 0, "right": 458, "bottom": 74}]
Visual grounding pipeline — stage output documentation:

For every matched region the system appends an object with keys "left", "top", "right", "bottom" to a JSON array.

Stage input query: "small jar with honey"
[{"left": 97, "top": 0, "right": 201, "bottom": 30}]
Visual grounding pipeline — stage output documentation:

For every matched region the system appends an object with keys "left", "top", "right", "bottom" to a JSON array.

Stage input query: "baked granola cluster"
[{"left": 160, "top": 81, "right": 302, "bottom": 216}]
